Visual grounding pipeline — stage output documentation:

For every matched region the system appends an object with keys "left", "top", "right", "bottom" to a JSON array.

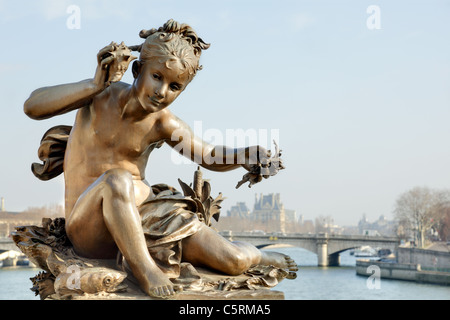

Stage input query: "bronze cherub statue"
[{"left": 21, "top": 19, "right": 296, "bottom": 299}]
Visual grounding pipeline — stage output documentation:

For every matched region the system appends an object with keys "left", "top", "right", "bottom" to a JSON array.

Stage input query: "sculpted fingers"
[
  {"left": 97, "top": 43, "right": 116, "bottom": 63},
  {"left": 285, "top": 256, "right": 298, "bottom": 279},
  {"left": 101, "top": 56, "right": 115, "bottom": 69},
  {"left": 93, "top": 43, "right": 117, "bottom": 89}
]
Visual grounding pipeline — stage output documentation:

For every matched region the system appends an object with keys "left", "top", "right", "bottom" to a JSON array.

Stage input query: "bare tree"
[
  {"left": 437, "top": 206, "right": 450, "bottom": 241},
  {"left": 432, "top": 193, "right": 450, "bottom": 242},
  {"left": 21, "top": 203, "right": 64, "bottom": 220},
  {"left": 394, "top": 187, "right": 449, "bottom": 247}
]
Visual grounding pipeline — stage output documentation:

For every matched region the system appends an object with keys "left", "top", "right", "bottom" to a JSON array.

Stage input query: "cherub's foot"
[
  {"left": 143, "top": 271, "right": 179, "bottom": 299},
  {"left": 123, "top": 258, "right": 180, "bottom": 299},
  {"left": 260, "top": 251, "right": 299, "bottom": 279}
]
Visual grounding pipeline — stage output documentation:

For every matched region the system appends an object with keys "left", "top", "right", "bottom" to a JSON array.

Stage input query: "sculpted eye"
[
  {"left": 152, "top": 73, "right": 161, "bottom": 80},
  {"left": 103, "top": 277, "right": 112, "bottom": 287},
  {"left": 170, "top": 83, "right": 181, "bottom": 91}
]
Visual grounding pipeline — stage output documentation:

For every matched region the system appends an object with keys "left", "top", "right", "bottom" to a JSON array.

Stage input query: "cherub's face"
[{"left": 133, "top": 58, "right": 192, "bottom": 113}]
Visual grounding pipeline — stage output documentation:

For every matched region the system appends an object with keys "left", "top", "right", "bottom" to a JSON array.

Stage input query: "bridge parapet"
[{"left": 219, "top": 231, "right": 400, "bottom": 267}]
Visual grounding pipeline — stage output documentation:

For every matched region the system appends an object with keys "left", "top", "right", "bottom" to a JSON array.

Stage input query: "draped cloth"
[
  {"left": 139, "top": 184, "right": 203, "bottom": 279},
  {"left": 31, "top": 125, "right": 72, "bottom": 181}
]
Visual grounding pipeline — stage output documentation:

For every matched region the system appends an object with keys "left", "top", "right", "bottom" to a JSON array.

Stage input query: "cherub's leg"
[
  {"left": 181, "top": 225, "right": 298, "bottom": 276},
  {"left": 66, "top": 168, "right": 175, "bottom": 298}
]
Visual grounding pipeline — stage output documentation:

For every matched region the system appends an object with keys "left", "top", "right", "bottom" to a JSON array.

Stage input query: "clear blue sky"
[{"left": 1, "top": 0, "right": 449, "bottom": 225}]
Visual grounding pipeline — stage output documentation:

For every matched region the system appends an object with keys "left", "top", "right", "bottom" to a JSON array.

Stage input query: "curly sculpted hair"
[{"left": 129, "top": 19, "right": 210, "bottom": 80}]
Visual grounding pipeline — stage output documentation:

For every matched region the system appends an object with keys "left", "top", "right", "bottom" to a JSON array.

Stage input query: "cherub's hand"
[
  {"left": 93, "top": 42, "right": 137, "bottom": 90},
  {"left": 236, "top": 141, "right": 285, "bottom": 189}
]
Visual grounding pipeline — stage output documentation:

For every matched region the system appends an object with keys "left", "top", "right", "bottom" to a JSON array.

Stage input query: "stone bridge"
[
  {"left": 0, "top": 219, "right": 42, "bottom": 238},
  {"left": 220, "top": 231, "right": 400, "bottom": 267},
  {"left": 0, "top": 238, "right": 20, "bottom": 252}
]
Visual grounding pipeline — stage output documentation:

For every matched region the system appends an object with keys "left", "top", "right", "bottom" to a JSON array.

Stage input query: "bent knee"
[{"left": 102, "top": 168, "right": 134, "bottom": 199}]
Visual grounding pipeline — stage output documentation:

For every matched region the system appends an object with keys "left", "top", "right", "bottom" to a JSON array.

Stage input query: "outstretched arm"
[
  {"left": 24, "top": 43, "right": 134, "bottom": 120},
  {"left": 161, "top": 113, "right": 281, "bottom": 187}
]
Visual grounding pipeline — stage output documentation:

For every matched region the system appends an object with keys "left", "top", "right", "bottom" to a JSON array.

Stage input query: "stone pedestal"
[
  {"left": 58, "top": 284, "right": 284, "bottom": 300},
  {"left": 12, "top": 220, "right": 292, "bottom": 301},
  {"left": 46, "top": 267, "right": 285, "bottom": 300}
]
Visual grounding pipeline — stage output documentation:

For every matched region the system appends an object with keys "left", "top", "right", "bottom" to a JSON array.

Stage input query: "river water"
[{"left": 0, "top": 247, "right": 449, "bottom": 300}]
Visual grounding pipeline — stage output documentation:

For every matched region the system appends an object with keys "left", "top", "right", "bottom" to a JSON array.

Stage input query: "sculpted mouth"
[{"left": 149, "top": 96, "right": 162, "bottom": 106}]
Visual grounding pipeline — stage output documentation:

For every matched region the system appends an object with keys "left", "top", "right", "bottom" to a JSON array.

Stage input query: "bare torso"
[{"left": 63, "top": 82, "right": 166, "bottom": 216}]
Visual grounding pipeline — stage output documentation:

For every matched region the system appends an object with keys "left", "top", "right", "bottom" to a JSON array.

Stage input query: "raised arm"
[
  {"left": 24, "top": 80, "right": 102, "bottom": 120},
  {"left": 24, "top": 42, "right": 135, "bottom": 120}
]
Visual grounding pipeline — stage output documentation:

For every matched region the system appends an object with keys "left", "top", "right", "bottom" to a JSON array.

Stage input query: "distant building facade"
[
  {"left": 228, "top": 202, "right": 251, "bottom": 219},
  {"left": 226, "top": 193, "right": 297, "bottom": 233},
  {"left": 252, "top": 193, "right": 286, "bottom": 233},
  {"left": 358, "top": 214, "right": 396, "bottom": 236}
]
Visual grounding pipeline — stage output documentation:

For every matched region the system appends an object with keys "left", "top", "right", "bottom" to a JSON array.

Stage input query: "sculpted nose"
[{"left": 155, "top": 84, "right": 167, "bottom": 99}]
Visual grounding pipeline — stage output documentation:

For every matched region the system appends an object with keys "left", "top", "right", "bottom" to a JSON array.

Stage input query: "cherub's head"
[{"left": 130, "top": 19, "right": 210, "bottom": 112}]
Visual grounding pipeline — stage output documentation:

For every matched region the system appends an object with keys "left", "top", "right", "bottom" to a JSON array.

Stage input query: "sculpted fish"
[
  {"left": 54, "top": 266, "right": 127, "bottom": 297},
  {"left": 13, "top": 223, "right": 128, "bottom": 299}
]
